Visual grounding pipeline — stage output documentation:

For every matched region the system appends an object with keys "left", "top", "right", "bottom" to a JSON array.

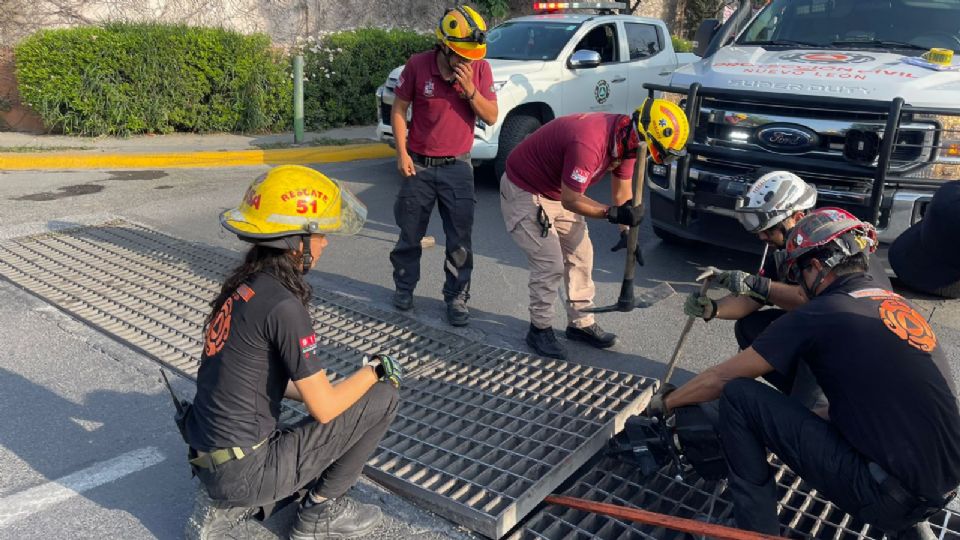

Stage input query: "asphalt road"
[{"left": 1, "top": 157, "right": 957, "bottom": 538}]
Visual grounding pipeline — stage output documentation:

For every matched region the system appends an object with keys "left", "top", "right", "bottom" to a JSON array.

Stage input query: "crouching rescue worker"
[
  {"left": 649, "top": 208, "right": 960, "bottom": 538},
  {"left": 181, "top": 165, "right": 402, "bottom": 540},
  {"left": 683, "top": 171, "right": 892, "bottom": 408},
  {"left": 389, "top": 5, "right": 498, "bottom": 326},
  {"left": 500, "top": 99, "right": 688, "bottom": 359}
]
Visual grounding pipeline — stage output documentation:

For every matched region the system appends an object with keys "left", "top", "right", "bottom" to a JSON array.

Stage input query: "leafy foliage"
[
  {"left": 299, "top": 28, "right": 433, "bottom": 130},
  {"left": 672, "top": 35, "right": 695, "bottom": 53},
  {"left": 14, "top": 23, "right": 292, "bottom": 135}
]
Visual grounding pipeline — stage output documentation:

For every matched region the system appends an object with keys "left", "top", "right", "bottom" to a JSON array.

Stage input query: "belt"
[
  {"left": 868, "top": 462, "right": 956, "bottom": 519},
  {"left": 409, "top": 152, "right": 467, "bottom": 167},
  {"left": 190, "top": 437, "right": 268, "bottom": 469}
]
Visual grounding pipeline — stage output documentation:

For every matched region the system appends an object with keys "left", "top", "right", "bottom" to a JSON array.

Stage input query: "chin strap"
[
  {"left": 301, "top": 234, "right": 313, "bottom": 274},
  {"left": 801, "top": 265, "right": 829, "bottom": 299}
]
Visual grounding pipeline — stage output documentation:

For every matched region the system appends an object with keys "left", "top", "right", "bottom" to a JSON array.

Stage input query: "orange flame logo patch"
[{"left": 878, "top": 299, "right": 937, "bottom": 353}]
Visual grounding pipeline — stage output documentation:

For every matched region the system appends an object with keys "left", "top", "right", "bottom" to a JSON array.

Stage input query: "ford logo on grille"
[{"left": 756, "top": 124, "right": 819, "bottom": 153}]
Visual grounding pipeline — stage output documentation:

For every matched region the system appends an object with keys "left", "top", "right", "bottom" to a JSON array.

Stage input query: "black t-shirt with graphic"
[
  {"left": 184, "top": 272, "right": 323, "bottom": 451},
  {"left": 752, "top": 274, "right": 960, "bottom": 500}
]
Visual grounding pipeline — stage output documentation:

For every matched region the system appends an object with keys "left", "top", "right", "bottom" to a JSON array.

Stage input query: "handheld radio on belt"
[{"left": 160, "top": 368, "right": 192, "bottom": 441}]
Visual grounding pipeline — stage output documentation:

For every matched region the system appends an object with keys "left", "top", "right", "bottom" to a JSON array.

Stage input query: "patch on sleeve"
[
  {"left": 847, "top": 288, "right": 900, "bottom": 299},
  {"left": 570, "top": 167, "right": 589, "bottom": 184},
  {"left": 299, "top": 333, "right": 318, "bottom": 358},
  {"left": 235, "top": 283, "right": 255, "bottom": 302},
  {"left": 396, "top": 74, "right": 405, "bottom": 89}
]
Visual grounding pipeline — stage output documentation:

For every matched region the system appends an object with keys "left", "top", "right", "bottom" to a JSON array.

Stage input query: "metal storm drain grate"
[
  {"left": 519, "top": 455, "right": 960, "bottom": 540},
  {"left": 0, "top": 220, "right": 653, "bottom": 539},
  {"left": 367, "top": 344, "right": 650, "bottom": 538}
]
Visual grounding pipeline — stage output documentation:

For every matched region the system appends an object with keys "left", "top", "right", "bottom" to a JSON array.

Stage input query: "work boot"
[
  {"left": 184, "top": 484, "right": 257, "bottom": 540},
  {"left": 565, "top": 323, "right": 618, "bottom": 349},
  {"left": 392, "top": 289, "right": 413, "bottom": 311},
  {"left": 445, "top": 292, "right": 469, "bottom": 327},
  {"left": 290, "top": 496, "right": 382, "bottom": 540},
  {"left": 525, "top": 324, "right": 567, "bottom": 360}
]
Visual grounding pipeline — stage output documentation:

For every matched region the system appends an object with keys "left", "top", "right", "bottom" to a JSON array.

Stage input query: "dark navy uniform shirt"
[
  {"left": 184, "top": 272, "right": 322, "bottom": 451},
  {"left": 752, "top": 273, "right": 960, "bottom": 501}
]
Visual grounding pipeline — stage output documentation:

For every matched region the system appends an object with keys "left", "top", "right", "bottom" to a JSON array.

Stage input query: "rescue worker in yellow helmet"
[
  {"left": 389, "top": 4, "right": 498, "bottom": 326},
  {"left": 637, "top": 97, "right": 689, "bottom": 166},
  {"left": 181, "top": 165, "right": 402, "bottom": 540},
  {"left": 499, "top": 100, "right": 688, "bottom": 359}
]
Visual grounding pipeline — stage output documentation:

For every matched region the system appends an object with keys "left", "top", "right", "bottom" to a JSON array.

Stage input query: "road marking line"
[
  {"left": 0, "top": 446, "right": 166, "bottom": 528},
  {"left": 0, "top": 144, "right": 395, "bottom": 170}
]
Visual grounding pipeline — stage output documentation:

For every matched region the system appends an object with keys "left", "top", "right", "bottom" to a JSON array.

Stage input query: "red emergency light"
[{"left": 533, "top": 2, "right": 625, "bottom": 12}]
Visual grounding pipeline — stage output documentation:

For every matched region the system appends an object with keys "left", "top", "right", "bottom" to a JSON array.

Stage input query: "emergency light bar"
[{"left": 533, "top": 2, "right": 626, "bottom": 11}]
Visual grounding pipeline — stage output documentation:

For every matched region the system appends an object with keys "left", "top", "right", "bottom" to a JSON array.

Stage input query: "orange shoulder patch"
[{"left": 878, "top": 298, "right": 937, "bottom": 353}]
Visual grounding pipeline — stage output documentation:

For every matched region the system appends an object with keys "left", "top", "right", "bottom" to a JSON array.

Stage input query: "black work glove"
[
  {"left": 715, "top": 269, "right": 772, "bottom": 304},
  {"left": 611, "top": 230, "right": 645, "bottom": 266},
  {"left": 366, "top": 354, "right": 403, "bottom": 388},
  {"left": 644, "top": 383, "right": 677, "bottom": 419},
  {"left": 606, "top": 200, "right": 644, "bottom": 227}
]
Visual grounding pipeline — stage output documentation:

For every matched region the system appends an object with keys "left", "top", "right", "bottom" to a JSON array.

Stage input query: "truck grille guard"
[{"left": 643, "top": 83, "right": 960, "bottom": 228}]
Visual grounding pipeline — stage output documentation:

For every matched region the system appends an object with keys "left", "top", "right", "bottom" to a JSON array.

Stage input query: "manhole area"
[{"left": 518, "top": 455, "right": 960, "bottom": 540}]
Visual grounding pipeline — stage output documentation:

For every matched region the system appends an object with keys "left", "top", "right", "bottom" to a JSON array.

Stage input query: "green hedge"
[
  {"left": 301, "top": 29, "right": 434, "bottom": 130},
  {"left": 672, "top": 35, "right": 695, "bottom": 53},
  {"left": 14, "top": 23, "right": 292, "bottom": 136}
]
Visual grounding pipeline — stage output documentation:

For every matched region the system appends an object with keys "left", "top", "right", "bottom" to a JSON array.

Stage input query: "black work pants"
[
  {"left": 390, "top": 159, "right": 475, "bottom": 300},
  {"left": 735, "top": 308, "right": 827, "bottom": 411},
  {"left": 719, "top": 378, "right": 925, "bottom": 535},
  {"left": 195, "top": 382, "right": 399, "bottom": 512}
]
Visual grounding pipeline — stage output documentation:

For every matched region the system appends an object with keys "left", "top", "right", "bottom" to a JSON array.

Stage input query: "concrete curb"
[{"left": 0, "top": 143, "right": 394, "bottom": 170}]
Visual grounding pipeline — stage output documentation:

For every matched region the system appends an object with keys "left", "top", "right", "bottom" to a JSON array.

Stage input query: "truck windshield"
[
  {"left": 486, "top": 21, "right": 581, "bottom": 60},
  {"left": 738, "top": 0, "right": 960, "bottom": 53}
]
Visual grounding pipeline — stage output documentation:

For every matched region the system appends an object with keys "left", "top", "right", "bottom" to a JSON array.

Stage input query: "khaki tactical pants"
[{"left": 500, "top": 174, "right": 595, "bottom": 330}]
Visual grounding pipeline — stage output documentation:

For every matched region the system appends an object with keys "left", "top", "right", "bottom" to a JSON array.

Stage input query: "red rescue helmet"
[{"left": 780, "top": 207, "right": 877, "bottom": 285}]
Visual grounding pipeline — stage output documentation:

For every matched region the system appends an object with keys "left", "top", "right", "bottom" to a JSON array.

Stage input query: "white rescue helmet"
[{"left": 734, "top": 171, "right": 818, "bottom": 233}]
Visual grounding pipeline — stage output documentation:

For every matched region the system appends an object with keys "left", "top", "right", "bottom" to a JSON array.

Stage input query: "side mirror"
[
  {"left": 568, "top": 49, "right": 601, "bottom": 69},
  {"left": 693, "top": 19, "right": 721, "bottom": 57}
]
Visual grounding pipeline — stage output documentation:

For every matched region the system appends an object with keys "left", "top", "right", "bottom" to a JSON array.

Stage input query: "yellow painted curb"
[{"left": 0, "top": 143, "right": 395, "bottom": 170}]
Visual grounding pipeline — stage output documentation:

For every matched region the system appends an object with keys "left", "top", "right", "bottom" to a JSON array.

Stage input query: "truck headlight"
[
  {"left": 492, "top": 81, "right": 508, "bottom": 94},
  {"left": 902, "top": 114, "right": 960, "bottom": 180}
]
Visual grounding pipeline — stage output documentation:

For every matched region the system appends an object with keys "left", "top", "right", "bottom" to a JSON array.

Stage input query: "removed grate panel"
[{"left": 367, "top": 345, "right": 653, "bottom": 539}]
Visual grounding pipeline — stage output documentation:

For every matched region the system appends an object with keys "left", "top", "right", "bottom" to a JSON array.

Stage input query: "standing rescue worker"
[
  {"left": 182, "top": 165, "right": 402, "bottom": 540},
  {"left": 683, "top": 172, "right": 891, "bottom": 407},
  {"left": 500, "top": 99, "right": 688, "bottom": 359},
  {"left": 649, "top": 208, "right": 960, "bottom": 538},
  {"left": 389, "top": 5, "right": 498, "bottom": 326}
]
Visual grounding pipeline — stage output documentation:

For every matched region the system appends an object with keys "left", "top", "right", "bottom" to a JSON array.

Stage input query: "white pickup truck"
[
  {"left": 375, "top": 2, "right": 697, "bottom": 178},
  {"left": 646, "top": 0, "right": 960, "bottom": 254}
]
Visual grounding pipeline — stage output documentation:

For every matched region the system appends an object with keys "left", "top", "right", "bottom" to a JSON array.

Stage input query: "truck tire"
[
  {"left": 653, "top": 224, "right": 697, "bottom": 246},
  {"left": 494, "top": 114, "right": 542, "bottom": 181}
]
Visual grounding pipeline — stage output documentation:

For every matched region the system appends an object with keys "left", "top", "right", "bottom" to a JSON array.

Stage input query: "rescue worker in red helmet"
[
  {"left": 500, "top": 99, "right": 688, "bottom": 359},
  {"left": 182, "top": 166, "right": 402, "bottom": 540},
  {"left": 389, "top": 5, "right": 498, "bottom": 326},
  {"left": 648, "top": 208, "right": 960, "bottom": 538},
  {"left": 684, "top": 171, "right": 890, "bottom": 408}
]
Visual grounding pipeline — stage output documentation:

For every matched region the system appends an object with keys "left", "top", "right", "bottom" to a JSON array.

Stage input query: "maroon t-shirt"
[
  {"left": 505, "top": 113, "right": 637, "bottom": 200},
  {"left": 394, "top": 50, "right": 496, "bottom": 157}
]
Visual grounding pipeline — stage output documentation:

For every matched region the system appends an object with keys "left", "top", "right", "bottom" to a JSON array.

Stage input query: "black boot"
[
  {"left": 392, "top": 289, "right": 413, "bottom": 311},
  {"left": 290, "top": 496, "right": 382, "bottom": 540},
  {"left": 888, "top": 521, "right": 937, "bottom": 540},
  {"left": 184, "top": 484, "right": 257, "bottom": 540},
  {"left": 525, "top": 324, "right": 567, "bottom": 360},
  {"left": 445, "top": 292, "right": 469, "bottom": 327},
  {"left": 565, "top": 323, "right": 617, "bottom": 349}
]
